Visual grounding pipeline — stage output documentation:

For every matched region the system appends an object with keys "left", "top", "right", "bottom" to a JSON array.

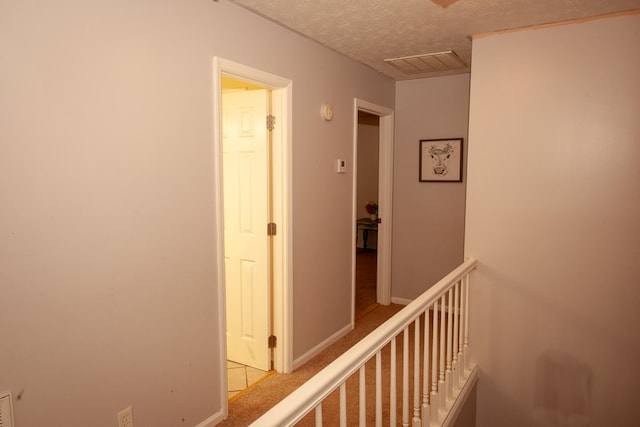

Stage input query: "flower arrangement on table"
[{"left": 365, "top": 200, "right": 378, "bottom": 220}]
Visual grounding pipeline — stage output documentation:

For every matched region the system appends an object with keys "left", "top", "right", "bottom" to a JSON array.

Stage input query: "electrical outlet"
[{"left": 117, "top": 405, "right": 134, "bottom": 427}]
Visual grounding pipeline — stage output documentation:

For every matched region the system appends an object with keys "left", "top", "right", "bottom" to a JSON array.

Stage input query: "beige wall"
[
  {"left": 0, "top": 1, "right": 393, "bottom": 425},
  {"left": 466, "top": 12, "right": 640, "bottom": 427},
  {"left": 392, "top": 75, "right": 470, "bottom": 300}
]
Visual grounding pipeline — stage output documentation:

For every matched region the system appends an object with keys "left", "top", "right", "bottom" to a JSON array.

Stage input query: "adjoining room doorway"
[
  {"left": 351, "top": 99, "right": 394, "bottom": 326},
  {"left": 355, "top": 111, "right": 380, "bottom": 319}
]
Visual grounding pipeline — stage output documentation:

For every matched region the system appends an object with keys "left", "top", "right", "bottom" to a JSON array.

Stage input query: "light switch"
[{"left": 336, "top": 159, "right": 346, "bottom": 174}]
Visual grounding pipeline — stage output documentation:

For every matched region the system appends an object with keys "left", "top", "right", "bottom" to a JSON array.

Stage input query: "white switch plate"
[{"left": 336, "top": 159, "right": 346, "bottom": 173}]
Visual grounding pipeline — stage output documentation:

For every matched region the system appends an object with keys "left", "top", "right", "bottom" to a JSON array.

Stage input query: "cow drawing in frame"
[{"left": 419, "top": 138, "right": 463, "bottom": 182}]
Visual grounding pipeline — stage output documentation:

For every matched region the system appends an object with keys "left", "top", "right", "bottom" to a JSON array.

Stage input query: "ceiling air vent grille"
[
  {"left": 384, "top": 50, "right": 466, "bottom": 75},
  {"left": 0, "top": 393, "right": 15, "bottom": 427}
]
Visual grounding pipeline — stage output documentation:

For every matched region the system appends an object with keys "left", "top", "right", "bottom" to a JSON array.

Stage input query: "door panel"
[{"left": 223, "top": 89, "right": 270, "bottom": 371}]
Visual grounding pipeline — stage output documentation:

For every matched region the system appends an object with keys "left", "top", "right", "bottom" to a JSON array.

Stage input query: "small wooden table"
[{"left": 356, "top": 218, "right": 378, "bottom": 251}]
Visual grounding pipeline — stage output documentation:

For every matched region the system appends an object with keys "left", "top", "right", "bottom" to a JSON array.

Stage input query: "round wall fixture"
[{"left": 321, "top": 103, "right": 334, "bottom": 121}]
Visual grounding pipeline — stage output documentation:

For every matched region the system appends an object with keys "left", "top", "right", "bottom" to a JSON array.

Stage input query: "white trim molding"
[{"left": 212, "top": 56, "right": 294, "bottom": 420}]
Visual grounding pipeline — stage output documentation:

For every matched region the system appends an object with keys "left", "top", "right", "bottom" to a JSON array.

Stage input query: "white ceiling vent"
[
  {"left": 0, "top": 393, "right": 15, "bottom": 427},
  {"left": 384, "top": 50, "right": 466, "bottom": 75}
]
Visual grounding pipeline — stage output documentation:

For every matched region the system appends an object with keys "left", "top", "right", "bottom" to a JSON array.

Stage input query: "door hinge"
[
  {"left": 267, "top": 222, "right": 277, "bottom": 236},
  {"left": 267, "top": 115, "right": 276, "bottom": 131},
  {"left": 268, "top": 335, "right": 277, "bottom": 349}
]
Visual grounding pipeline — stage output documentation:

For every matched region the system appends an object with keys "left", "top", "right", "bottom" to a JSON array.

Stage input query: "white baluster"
[
  {"left": 376, "top": 352, "right": 382, "bottom": 427},
  {"left": 359, "top": 366, "right": 366, "bottom": 427},
  {"left": 438, "top": 294, "right": 446, "bottom": 413},
  {"left": 458, "top": 278, "right": 465, "bottom": 386},
  {"left": 340, "top": 383, "right": 347, "bottom": 427},
  {"left": 391, "top": 336, "right": 397, "bottom": 427},
  {"left": 413, "top": 318, "right": 421, "bottom": 427},
  {"left": 430, "top": 301, "right": 439, "bottom": 426},
  {"left": 452, "top": 280, "right": 460, "bottom": 391},
  {"left": 403, "top": 327, "right": 410, "bottom": 427},
  {"left": 422, "top": 311, "right": 430, "bottom": 427},
  {"left": 464, "top": 274, "right": 471, "bottom": 373},
  {"left": 315, "top": 403, "right": 323, "bottom": 427},
  {"left": 446, "top": 288, "right": 454, "bottom": 402}
]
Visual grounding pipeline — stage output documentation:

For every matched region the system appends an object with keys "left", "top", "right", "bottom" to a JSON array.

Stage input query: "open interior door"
[{"left": 222, "top": 89, "right": 270, "bottom": 371}]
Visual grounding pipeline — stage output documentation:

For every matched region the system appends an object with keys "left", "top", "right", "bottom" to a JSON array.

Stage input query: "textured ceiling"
[{"left": 229, "top": 0, "right": 640, "bottom": 80}]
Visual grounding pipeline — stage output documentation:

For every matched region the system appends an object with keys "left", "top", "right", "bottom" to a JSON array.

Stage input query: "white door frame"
[
  {"left": 351, "top": 98, "right": 394, "bottom": 325},
  {"left": 213, "top": 57, "right": 293, "bottom": 416}
]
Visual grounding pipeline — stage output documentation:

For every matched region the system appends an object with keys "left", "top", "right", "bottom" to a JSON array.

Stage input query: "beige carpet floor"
[
  {"left": 355, "top": 250, "right": 378, "bottom": 319},
  {"left": 218, "top": 303, "right": 405, "bottom": 426}
]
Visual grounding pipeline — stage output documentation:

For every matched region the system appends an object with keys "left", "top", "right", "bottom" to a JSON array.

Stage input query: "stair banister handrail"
[{"left": 250, "top": 257, "right": 478, "bottom": 427}]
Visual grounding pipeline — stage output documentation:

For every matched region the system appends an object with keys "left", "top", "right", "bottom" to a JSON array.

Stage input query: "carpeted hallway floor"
[
  {"left": 355, "top": 249, "right": 379, "bottom": 319},
  {"left": 226, "top": 250, "right": 380, "bottom": 399},
  {"left": 218, "top": 304, "right": 402, "bottom": 426},
  {"left": 219, "top": 250, "right": 402, "bottom": 426}
]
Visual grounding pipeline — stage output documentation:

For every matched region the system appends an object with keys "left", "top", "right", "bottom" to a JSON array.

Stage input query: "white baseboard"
[
  {"left": 195, "top": 409, "right": 225, "bottom": 427},
  {"left": 292, "top": 323, "right": 353, "bottom": 370},
  {"left": 391, "top": 296, "right": 411, "bottom": 305}
]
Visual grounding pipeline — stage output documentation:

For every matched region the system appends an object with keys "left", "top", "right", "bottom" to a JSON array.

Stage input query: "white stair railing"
[{"left": 250, "top": 258, "right": 478, "bottom": 427}]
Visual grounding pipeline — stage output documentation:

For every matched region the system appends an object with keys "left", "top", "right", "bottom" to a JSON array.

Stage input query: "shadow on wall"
[{"left": 532, "top": 351, "right": 593, "bottom": 427}]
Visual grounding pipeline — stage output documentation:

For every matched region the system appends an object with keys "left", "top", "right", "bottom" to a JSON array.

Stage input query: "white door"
[{"left": 222, "top": 89, "right": 270, "bottom": 371}]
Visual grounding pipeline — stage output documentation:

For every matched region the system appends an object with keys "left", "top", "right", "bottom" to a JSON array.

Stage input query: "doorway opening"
[
  {"left": 213, "top": 58, "right": 293, "bottom": 415},
  {"left": 355, "top": 111, "right": 380, "bottom": 320},
  {"left": 351, "top": 99, "right": 394, "bottom": 326}
]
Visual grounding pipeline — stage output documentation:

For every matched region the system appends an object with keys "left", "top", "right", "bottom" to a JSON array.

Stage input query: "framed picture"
[{"left": 419, "top": 138, "right": 463, "bottom": 182}]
